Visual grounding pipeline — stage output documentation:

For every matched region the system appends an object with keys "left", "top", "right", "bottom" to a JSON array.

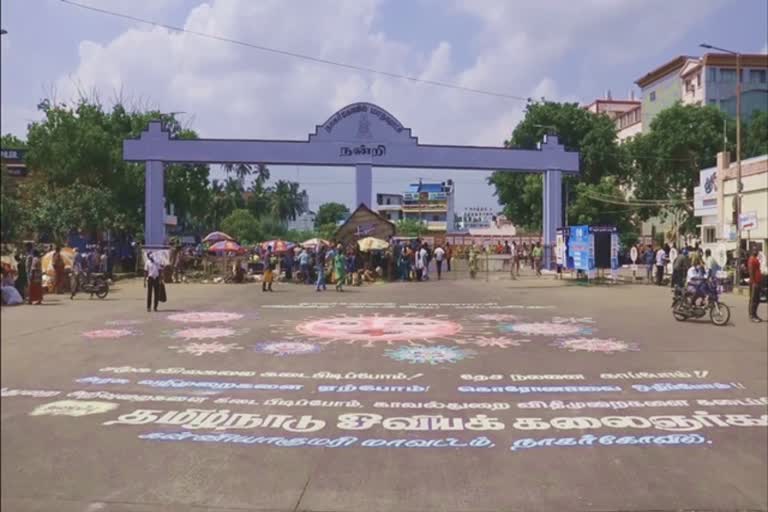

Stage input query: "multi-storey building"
[
  {"left": 375, "top": 193, "right": 404, "bottom": 222},
  {"left": 401, "top": 180, "right": 455, "bottom": 232}
]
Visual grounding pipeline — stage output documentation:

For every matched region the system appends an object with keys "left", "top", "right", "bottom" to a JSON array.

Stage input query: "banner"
[{"left": 568, "top": 226, "right": 594, "bottom": 272}]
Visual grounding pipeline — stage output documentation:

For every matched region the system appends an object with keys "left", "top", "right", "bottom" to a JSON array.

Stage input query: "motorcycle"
[
  {"left": 671, "top": 278, "right": 730, "bottom": 326},
  {"left": 78, "top": 273, "right": 109, "bottom": 299}
]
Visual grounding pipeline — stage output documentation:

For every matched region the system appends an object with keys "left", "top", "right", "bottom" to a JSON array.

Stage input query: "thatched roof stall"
[{"left": 334, "top": 204, "right": 395, "bottom": 245}]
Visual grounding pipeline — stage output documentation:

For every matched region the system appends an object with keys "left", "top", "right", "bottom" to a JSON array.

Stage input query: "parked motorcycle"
[
  {"left": 80, "top": 274, "right": 109, "bottom": 299},
  {"left": 671, "top": 279, "right": 730, "bottom": 326}
]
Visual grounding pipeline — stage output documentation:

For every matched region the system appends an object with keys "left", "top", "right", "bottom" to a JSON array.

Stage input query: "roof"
[
  {"left": 702, "top": 53, "right": 768, "bottom": 68},
  {"left": 635, "top": 55, "right": 695, "bottom": 88},
  {"left": 334, "top": 203, "right": 396, "bottom": 244},
  {"left": 407, "top": 182, "right": 444, "bottom": 193}
]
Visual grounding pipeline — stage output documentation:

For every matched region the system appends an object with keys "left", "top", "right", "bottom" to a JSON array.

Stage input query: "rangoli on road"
[
  {"left": 168, "top": 341, "right": 244, "bottom": 356},
  {"left": 82, "top": 328, "right": 138, "bottom": 340},
  {"left": 552, "top": 337, "right": 638, "bottom": 354},
  {"left": 385, "top": 345, "right": 476, "bottom": 365},
  {"left": 167, "top": 312, "right": 245, "bottom": 323},
  {"left": 254, "top": 341, "right": 322, "bottom": 356}
]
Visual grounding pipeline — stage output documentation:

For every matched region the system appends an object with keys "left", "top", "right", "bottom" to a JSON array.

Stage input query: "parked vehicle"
[{"left": 81, "top": 274, "right": 109, "bottom": 299}]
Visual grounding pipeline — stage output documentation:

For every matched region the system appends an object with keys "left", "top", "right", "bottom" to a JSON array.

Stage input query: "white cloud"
[{"left": 10, "top": 0, "right": 734, "bottom": 208}]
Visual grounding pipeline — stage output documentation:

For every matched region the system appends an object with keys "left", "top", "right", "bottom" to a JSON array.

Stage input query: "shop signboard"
[{"left": 568, "top": 225, "right": 594, "bottom": 272}]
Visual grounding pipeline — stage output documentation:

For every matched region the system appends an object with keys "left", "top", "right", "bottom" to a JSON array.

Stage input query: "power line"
[{"left": 59, "top": 0, "right": 530, "bottom": 102}]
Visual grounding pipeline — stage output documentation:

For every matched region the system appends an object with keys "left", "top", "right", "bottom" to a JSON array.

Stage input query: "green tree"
[
  {"left": 568, "top": 176, "right": 638, "bottom": 245},
  {"left": 488, "top": 101, "right": 627, "bottom": 231},
  {"left": 1, "top": 134, "right": 26, "bottom": 148},
  {"left": 220, "top": 209, "right": 262, "bottom": 244},
  {"left": 24, "top": 100, "right": 211, "bottom": 237},
  {"left": 258, "top": 215, "right": 288, "bottom": 240},
  {"left": 396, "top": 218, "right": 427, "bottom": 237},
  {"left": 314, "top": 202, "right": 349, "bottom": 228},
  {"left": 0, "top": 167, "right": 27, "bottom": 242},
  {"left": 744, "top": 110, "right": 768, "bottom": 158},
  {"left": 627, "top": 103, "right": 733, "bottom": 236},
  {"left": 269, "top": 180, "right": 306, "bottom": 221}
]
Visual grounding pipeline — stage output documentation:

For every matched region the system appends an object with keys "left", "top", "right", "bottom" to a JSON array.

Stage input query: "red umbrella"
[
  {"left": 261, "top": 240, "right": 295, "bottom": 253},
  {"left": 203, "top": 231, "right": 234, "bottom": 243},
  {"left": 208, "top": 240, "right": 245, "bottom": 254}
]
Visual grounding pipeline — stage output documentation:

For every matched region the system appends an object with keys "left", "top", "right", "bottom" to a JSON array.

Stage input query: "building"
[
  {"left": 286, "top": 194, "right": 316, "bottom": 232},
  {"left": 694, "top": 151, "right": 767, "bottom": 256},
  {"left": 1, "top": 147, "right": 29, "bottom": 192},
  {"left": 459, "top": 206, "right": 498, "bottom": 230},
  {"left": 375, "top": 193, "right": 404, "bottom": 222},
  {"left": 636, "top": 53, "right": 768, "bottom": 127},
  {"left": 401, "top": 180, "right": 455, "bottom": 232}
]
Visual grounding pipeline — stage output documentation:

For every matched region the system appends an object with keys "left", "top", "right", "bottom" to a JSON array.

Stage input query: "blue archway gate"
[{"left": 123, "top": 102, "right": 579, "bottom": 268}]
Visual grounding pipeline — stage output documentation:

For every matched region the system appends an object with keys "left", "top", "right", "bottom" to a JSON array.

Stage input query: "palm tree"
[
  {"left": 222, "top": 163, "right": 271, "bottom": 187},
  {"left": 269, "top": 180, "right": 306, "bottom": 221}
]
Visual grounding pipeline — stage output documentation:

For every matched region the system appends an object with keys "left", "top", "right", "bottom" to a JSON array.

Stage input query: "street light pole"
[{"left": 700, "top": 43, "right": 742, "bottom": 289}]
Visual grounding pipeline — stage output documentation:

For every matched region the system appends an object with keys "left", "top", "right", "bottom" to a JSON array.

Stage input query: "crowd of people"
[{"left": 0, "top": 243, "right": 110, "bottom": 305}]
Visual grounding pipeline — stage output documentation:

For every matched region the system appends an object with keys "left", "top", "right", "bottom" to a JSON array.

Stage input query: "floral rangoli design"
[
  {"left": 294, "top": 315, "right": 463, "bottom": 346},
  {"left": 254, "top": 341, "right": 322, "bottom": 356},
  {"left": 105, "top": 320, "right": 144, "bottom": 326},
  {"left": 473, "top": 314, "right": 521, "bottom": 322},
  {"left": 552, "top": 337, "right": 638, "bottom": 354},
  {"left": 455, "top": 336, "right": 531, "bottom": 348},
  {"left": 82, "top": 328, "right": 137, "bottom": 340},
  {"left": 167, "top": 312, "right": 245, "bottom": 323},
  {"left": 500, "top": 322, "right": 591, "bottom": 337},
  {"left": 168, "top": 341, "right": 244, "bottom": 356},
  {"left": 384, "top": 345, "right": 476, "bottom": 365},
  {"left": 167, "top": 326, "right": 245, "bottom": 341}
]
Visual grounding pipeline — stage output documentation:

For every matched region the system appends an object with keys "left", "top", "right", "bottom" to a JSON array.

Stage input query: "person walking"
[
  {"left": 52, "top": 245, "right": 66, "bottom": 294},
  {"left": 27, "top": 250, "right": 43, "bottom": 305},
  {"left": 703, "top": 248, "right": 720, "bottom": 279},
  {"left": 445, "top": 242, "right": 452, "bottom": 273},
  {"left": 671, "top": 249, "right": 690, "bottom": 289},
  {"left": 643, "top": 245, "right": 655, "bottom": 284},
  {"left": 532, "top": 242, "right": 543, "bottom": 276},
  {"left": 421, "top": 243, "right": 430, "bottom": 281},
  {"left": 262, "top": 249, "right": 275, "bottom": 292},
  {"left": 655, "top": 244, "right": 667, "bottom": 286},
  {"left": 70, "top": 248, "right": 85, "bottom": 299},
  {"left": 468, "top": 244, "right": 478, "bottom": 279},
  {"left": 144, "top": 251, "right": 163, "bottom": 312},
  {"left": 434, "top": 244, "right": 445, "bottom": 280},
  {"left": 334, "top": 245, "right": 346, "bottom": 292},
  {"left": 298, "top": 248, "right": 310, "bottom": 284},
  {"left": 315, "top": 246, "right": 327, "bottom": 291},
  {"left": 14, "top": 252, "right": 27, "bottom": 301},
  {"left": 747, "top": 248, "right": 763, "bottom": 322}
]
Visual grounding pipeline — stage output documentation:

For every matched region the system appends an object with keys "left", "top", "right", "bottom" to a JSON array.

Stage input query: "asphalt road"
[{"left": 2, "top": 275, "right": 767, "bottom": 512}]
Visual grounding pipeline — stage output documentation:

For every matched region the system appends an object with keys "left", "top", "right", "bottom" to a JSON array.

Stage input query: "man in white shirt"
[
  {"left": 421, "top": 244, "right": 430, "bottom": 281},
  {"left": 144, "top": 252, "right": 163, "bottom": 312},
  {"left": 655, "top": 246, "right": 667, "bottom": 286},
  {"left": 434, "top": 245, "right": 446, "bottom": 280}
]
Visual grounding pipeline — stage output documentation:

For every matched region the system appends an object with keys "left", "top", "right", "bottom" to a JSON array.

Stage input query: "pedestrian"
[
  {"left": 298, "top": 248, "right": 310, "bottom": 284},
  {"left": 671, "top": 249, "right": 690, "bottom": 288},
  {"left": 468, "top": 244, "right": 478, "bottom": 279},
  {"left": 703, "top": 248, "right": 719, "bottom": 279},
  {"left": 434, "top": 244, "right": 445, "bottom": 280},
  {"left": 262, "top": 249, "right": 275, "bottom": 292},
  {"left": 334, "top": 245, "right": 346, "bottom": 292},
  {"left": 27, "top": 250, "right": 43, "bottom": 305},
  {"left": 655, "top": 244, "right": 667, "bottom": 286},
  {"left": 14, "top": 252, "right": 27, "bottom": 301},
  {"left": 421, "top": 243, "right": 430, "bottom": 281},
  {"left": 70, "top": 248, "right": 84, "bottom": 299},
  {"left": 315, "top": 246, "right": 327, "bottom": 291},
  {"left": 643, "top": 245, "right": 655, "bottom": 284},
  {"left": 747, "top": 248, "right": 763, "bottom": 322},
  {"left": 445, "top": 242, "right": 452, "bottom": 272},
  {"left": 415, "top": 244, "right": 426, "bottom": 281},
  {"left": 144, "top": 251, "right": 162, "bottom": 312},
  {"left": 532, "top": 242, "right": 543, "bottom": 276},
  {"left": 52, "top": 245, "right": 66, "bottom": 294}
]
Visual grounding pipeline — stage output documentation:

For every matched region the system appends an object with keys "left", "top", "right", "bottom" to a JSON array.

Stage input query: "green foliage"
[
  {"left": 317, "top": 222, "right": 338, "bottom": 240},
  {"left": 1, "top": 134, "right": 26, "bottom": 148},
  {"left": 568, "top": 177, "right": 638, "bottom": 242},
  {"left": 314, "top": 202, "right": 349, "bottom": 228},
  {"left": 1, "top": 167, "right": 27, "bottom": 242},
  {"left": 488, "top": 101, "right": 627, "bottom": 231},
  {"left": 220, "top": 209, "right": 262, "bottom": 244},
  {"left": 744, "top": 110, "right": 768, "bottom": 158},
  {"left": 258, "top": 215, "right": 288, "bottom": 240},
  {"left": 396, "top": 218, "right": 427, "bottom": 236},
  {"left": 285, "top": 229, "right": 317, "bottom": 243},
  {"left": 269, "top": 180, "right": 306, "bottom": 221},
  {"left": 26, "top": 182, "right": 119, "bottom": 243}
]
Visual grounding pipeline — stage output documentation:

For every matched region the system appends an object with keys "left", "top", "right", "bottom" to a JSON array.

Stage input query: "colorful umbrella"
[
  {"left": 357, "top": 237, "right": 389, "bottom": 252},
  {"left": 203, "top": 231, "right": 234, "bottom": 243},
  {"left": 208, "top": 240, "right": 245, "bottom": 254},
  {"left": 261, "top": 240, "right": 295, "bottom": 253},
  {"left": 300, "top": 238, "right": 330, "bottom": 249}
]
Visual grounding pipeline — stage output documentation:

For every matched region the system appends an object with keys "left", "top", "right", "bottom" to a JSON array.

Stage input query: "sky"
[{"left": 1, "top": 0, "right": 767, "bottom": 213}]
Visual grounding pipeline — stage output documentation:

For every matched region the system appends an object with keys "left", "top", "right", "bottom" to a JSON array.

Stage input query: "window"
[
  {"left": 649, "top": 91, "right": 656, "bottom": 101},
  {"left": 432, "top": 215, "right": 440, "bottom": 221},
  {"left": 697, "top": 73, "right": 701, "bottom": 87},
  {"left": 708, "top": 99, "right": 718, "bottom": 107},
  {"left": 386, "top": 198, "right": 391, "bottom": 205},
  {"left": 750, "top": 69, "right": 767, "bottom": 83},
  {"left": 720, "top": 68, "right": 737, "bottom": 82},
  {"left": 707, "top": 67, "right": 717, "bottom": 82},
  {"left": 704, "top": 226, "right": 716, "bottom": 244}
]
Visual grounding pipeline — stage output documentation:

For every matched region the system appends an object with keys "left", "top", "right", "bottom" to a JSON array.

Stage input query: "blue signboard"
[{"left": 568, "top": 225, "right": 594, "bottom": 271}]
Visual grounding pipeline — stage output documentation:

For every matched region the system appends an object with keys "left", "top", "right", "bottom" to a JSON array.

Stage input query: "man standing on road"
[
  {"left": 747, "top": 248, "right": 763, "bottom": 322},
  {"left": 532, "top": 242, "right": 543, "bottom": 276},
  {"left": 70, "top": 248, "right": 84, "bottom": 299},
  {"left": 643, "top": 245, "right": 655, "bottom": 284},
  {"left": 434, "top": 244, "right": 445, "bottom": 280},
  {"left": 672, "top": 249, "right": 690, "bottom": 289},
  {"left": 144, "top": 251, "right": 162, "bottom": 312},
  {"left": 655, "top": 244, "right": 667, "bottom": 286},
  {"left": 315, "top": 246, "right": 327, "bottom": 292}
]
